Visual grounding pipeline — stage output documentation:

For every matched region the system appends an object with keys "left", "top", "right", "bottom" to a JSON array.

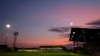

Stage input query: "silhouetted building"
[
  {"left": 0, "top": 45, "right": 7, "bottom": 52},
  {"left": 69, "top": 28, "right": 100, "bottom": 54},
  {"left": 70, "top": 28, "right": 100, "bottom": 42}
]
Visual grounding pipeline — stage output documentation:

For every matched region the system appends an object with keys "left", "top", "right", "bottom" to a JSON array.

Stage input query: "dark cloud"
[
  {"left": 59, "top": 34, "right": 70, "bottom": 37},
  {"left": 49, "top": 27, "right": 70, "bottom": 33},
  {"left": 49, "top": 28, "right": 64, "bottom": 33},
  {"left": 60, "top": 27, "right": 70, "bottom": 32},
  {"left": 49, "top": 26, "right": 80, "bottom": 33},
  {"left": 86, "top": 19, "right": 100, "bottom": 27},
  {"left": 88, "top": 25, "right": 100, "bottom": 29}
]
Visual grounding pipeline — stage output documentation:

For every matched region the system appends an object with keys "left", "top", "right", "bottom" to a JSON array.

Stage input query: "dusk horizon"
[{"left": 0, "top": 0, "right": 100, "bottom": 48}]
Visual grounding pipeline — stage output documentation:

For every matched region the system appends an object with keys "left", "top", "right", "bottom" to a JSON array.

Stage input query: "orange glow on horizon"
[{"left": 15, "top": 36, "right": 72, "bottom": 47}]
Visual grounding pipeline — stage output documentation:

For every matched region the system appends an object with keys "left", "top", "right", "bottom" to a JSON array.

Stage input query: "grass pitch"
[{"left": 0, "top": 52, "right": 88, "bottom": 56}]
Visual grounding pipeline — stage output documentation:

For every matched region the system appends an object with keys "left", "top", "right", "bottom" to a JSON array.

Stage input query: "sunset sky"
[{"left": 0, "top": 0, "right": 100, "bottom": 48}]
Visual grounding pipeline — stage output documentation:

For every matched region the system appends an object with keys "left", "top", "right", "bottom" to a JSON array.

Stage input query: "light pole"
[
  {"left": 5, "top": 24, "right": 10, "bottom": 45},
  {"left": 13, "top": 31, "right": 18, "bottom": 51}
]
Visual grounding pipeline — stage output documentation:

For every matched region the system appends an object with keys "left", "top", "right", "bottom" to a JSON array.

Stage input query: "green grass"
[{"left": 0, "top": 52, "right": 88, "bottom": 56}]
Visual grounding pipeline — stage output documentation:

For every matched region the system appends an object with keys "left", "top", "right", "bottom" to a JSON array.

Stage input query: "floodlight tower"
[
  {"left": 5, "top": 24, "right": 11, "bottom": 45},
  {"left": 13, "top": 31, "right": 18, "bottom": 50}
]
